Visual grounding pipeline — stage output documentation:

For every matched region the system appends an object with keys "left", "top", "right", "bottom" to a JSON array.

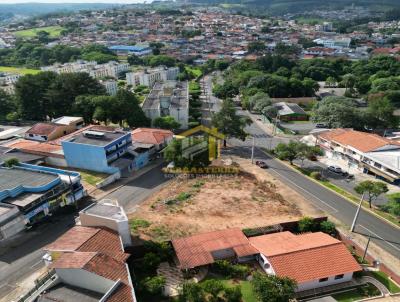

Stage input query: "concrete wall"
[
  {"left": 297, "top": 272, "right": 353, "bottom": 292},
  {"left": 56, "top": 268, "right": 114, "bottom": 294},
  {"left": 0, "top": 213, "right": 25, "bottom": 240},
  {"left": 95, "top": 171, "right": 121, "bottom": 188}
]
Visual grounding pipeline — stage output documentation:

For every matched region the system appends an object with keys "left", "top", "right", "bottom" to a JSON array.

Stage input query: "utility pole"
[
  {"left": 268, "top": 113, "right": 280, "bottom": 151},
  {"left": 350, "top": 193, "right": 365, "bottom": 232},
  {"left": 251, "top": 136, "right": 255, "bottom": 164},
  {"left": 362, "top": 236, "right": 371, "bottom": 263}
]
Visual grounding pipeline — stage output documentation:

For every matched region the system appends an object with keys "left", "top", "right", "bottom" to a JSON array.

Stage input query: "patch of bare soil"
[{"left": 129, "top": 156, "right": 322, "bottom": 241}]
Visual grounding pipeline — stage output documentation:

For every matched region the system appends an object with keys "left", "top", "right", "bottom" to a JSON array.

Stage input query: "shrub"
[
  {"left": 212, "top": 260, "right": 251, "bottom": 280},
  {"left": 201, "top": 279, "right": 224, "bottom": 297},
  {"left": 4, "top": 158, "right": 19, "bottom": 168},
  {"left": 129, "top": 218, "right": 151, "bottom": 233},
  {"left": 143, "top": 240, "right": 174, "bottom": 262},
  {"left": 310, "top": 171, "right": 322, "bottom": 180},
  {"left": 176, "top": 192, "right": 192, "bottom": 201},
  {"left": 141, "top": 276, "right": 165, "bottom": 295},
  {"left": 298, "top": 216, "right": 315, "bottom": 233},
  {"left": 224, "top": 285, "right": 242, "bottom": 302},
  {"left": 320, "top": 220, "right": 336, "bottom": 235},
  {"left": 179, "top": 282, "right": 204, "bottom": 302},
  {"left": 142, "top": 252, "right": 161, "bottom": 272}
]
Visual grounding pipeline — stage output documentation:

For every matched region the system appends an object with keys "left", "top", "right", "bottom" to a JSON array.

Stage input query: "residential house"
[
  {"left": 249, "top": 231, "right": 361, "bottom": 291},
  {"left": 0, "top": 164, "right": 85, "bottom": 238},
  {"left": 172, "top": 228, "right": 258, "bottom": 270},
  {"left": 142, "top": 81, "right": 189, "bottom": 129},
  {"left": 35, "top": 200, "right": 136, "bottom": 302},
  {"left": 316, "top": 129, "right": 400, "bottom": 183},
  {"left": 273, "top": 102, "right": 308, "bottom": 122},
  {"left": 25, "top": 117, "right": 84, "bottom": 142},
  {"left": 131, "top": 127, "right": 174, "bottom": 151}
]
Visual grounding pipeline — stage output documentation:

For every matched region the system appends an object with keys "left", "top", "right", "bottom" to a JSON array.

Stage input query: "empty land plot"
[{"left": 129, "top": 157, "right": 321, "bottom": 241}]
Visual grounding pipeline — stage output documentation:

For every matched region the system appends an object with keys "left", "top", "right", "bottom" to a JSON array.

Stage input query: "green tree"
[
  {"left": 320, "top": 220, "right": 336, "bottom": 235},
  {"left": 274, "top": 141, "right": 300, "bottom": 165},
  {"left": 325, "top": 76, "right": 337, "bottom": 87},
  {"left": 366, "top": 97, "right": 397, "bottom": 129},
  {"left": 0, "top": 90, "right": 14, "bottom": 119},
  {"left": 179, "top": 282, "right": 204, "bottom": 302},
  {"left": 142, "top": 252, "right": 161, "bottom": 272},
  {"left": 127, "top": 54, "right": 144, "bottom": 65},
  {"left": 354, "top": 181, "right": 389, "bottom": 208},
  {"left": 154, "top": 116, "right": 180, "bottom": 130},
  {"left": 211, "top": 99, "right": 252, "bottom": 146},
  {"left": 251, "top": 272, "right": 297, "bottom": 302},
  {"left": 141, "top": 276, "right": 165, "bottom": 295},
  {"left": 224, "top": 286, "right": 242, "bottom": 302},
  {"left": 201, "top": 279, "right": 224, "bottom": 301},
  {"left": 248, "top": 41, "right": 266, "bottom": 53}
]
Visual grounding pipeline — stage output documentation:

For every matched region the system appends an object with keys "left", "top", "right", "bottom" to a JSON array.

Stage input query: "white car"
[{"left": 328, "top": 166, "right": 342, "bottom": 174}]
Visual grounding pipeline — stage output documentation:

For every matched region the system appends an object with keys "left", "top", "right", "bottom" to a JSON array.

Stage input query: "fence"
[
  {"left": 17, "top": 269, "right": 56, "bottom": 302},
  {"left": 338, "top": 232, "right": 400, "bottom": 285}
]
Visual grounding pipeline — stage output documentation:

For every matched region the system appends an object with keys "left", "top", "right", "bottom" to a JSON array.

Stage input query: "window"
[
  {"left": 319, "top": 277, "right": 329, "bottom": 283},
  {"left": 334, "top": 274, "right": 344, "bottom": 280},
  {"left": 29, "top": 134, "right": 34, "bottom": 137}
]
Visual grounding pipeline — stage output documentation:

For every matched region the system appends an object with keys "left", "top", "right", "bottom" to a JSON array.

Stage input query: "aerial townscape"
[{"left": 1, "top": 0, "right": 400, "bottom": 302}]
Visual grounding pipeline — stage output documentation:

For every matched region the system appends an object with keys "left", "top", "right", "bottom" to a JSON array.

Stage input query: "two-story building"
[
  {"left": 316, "top": 129, "right": 400, "bottom": 184},
  {"left": 61, "top": 128, "right": 134, "bottom": 174}
]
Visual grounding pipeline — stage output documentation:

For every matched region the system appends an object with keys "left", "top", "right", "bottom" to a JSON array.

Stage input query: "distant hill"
[
  {"left": 0, "top": 3, "right": 119, "bottom": 21},
  {"left": 189, "top": 0, "right": 400, "bottom": 14}
]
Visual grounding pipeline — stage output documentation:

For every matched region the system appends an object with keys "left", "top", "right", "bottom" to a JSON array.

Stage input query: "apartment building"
[
  {"left": 126, "top": 66, "right": 179, "bottom": 88},
  {"left": 316, "top": 129, "right": 400, "bottom": 184},
  {"left": 142, "top": 81, "right": 189, "bottom": 129},
  {"left": 41, "top": 60, "right": 130, "bottom": 79}
]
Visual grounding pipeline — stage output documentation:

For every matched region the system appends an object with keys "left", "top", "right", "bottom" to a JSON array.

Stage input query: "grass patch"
[
  {"left": 0, "top": 66, "right": 40, "bottom": 75},
  {"left": 75, "top": 169, "right": 108, "bottom": 186},
  {"left": 368, "top": 271, "right": 400, "bottom": 294},
  {"left": 293, "top": 166, "right": 400, "bottom": 227},
  {"left": 201, "top": 276, "right": 257, "bottom": 302},
  {"left": 331, "top": 283, "right": 381, "bottom": 302},
  {"left": 130, "top": 218, "right": 151, "bottom": 233},
  {"left": 14, "top": 26, "right": 64, "bottom": 38}
]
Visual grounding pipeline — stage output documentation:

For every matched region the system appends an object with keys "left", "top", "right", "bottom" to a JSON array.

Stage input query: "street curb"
[{"left": 260, "top": 149, "right": 400, "bottom": 231}]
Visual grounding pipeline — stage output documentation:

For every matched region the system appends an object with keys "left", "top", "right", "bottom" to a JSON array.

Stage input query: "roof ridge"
[
  {"left": 268, "top": 241, "right": 342, "bottom": 258},
  {"left": 76, "top": 227, "right": 101, "bottom": 250}
]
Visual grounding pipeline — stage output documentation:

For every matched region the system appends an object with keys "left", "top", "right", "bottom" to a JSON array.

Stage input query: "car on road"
[
  {"left": 316, "top": 123, "right": 328, "bottom": 128},
  {"left": 328, "top": 166, "right": 343, "bottom": 174},
  {"left": 256, "top": 161, "right": 269, "bottom": 169}
]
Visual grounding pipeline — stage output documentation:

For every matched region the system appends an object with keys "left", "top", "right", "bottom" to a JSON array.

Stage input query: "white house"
[{"left": 249, "top": 231, "right": 361, "bottom": 292}]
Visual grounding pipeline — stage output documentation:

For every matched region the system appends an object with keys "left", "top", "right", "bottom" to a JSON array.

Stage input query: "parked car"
[
  {"left": 256, "top": 161, "right": 269, "bottom": 169},
  {"left": 316, "top": 123, "right": 328, "bottom": 128},
  {"left": 328, "top": 166, "right": 342, "bottom": 174}
]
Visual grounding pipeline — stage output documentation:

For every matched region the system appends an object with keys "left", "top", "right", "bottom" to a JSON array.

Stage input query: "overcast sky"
[{"left": 0, "top": 0, "right": 147, "bottom": 3}]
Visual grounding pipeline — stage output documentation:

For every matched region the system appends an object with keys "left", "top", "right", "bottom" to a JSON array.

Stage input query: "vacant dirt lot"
[{"left": 129, "top": 157, "right": 322, "bottom": 241}]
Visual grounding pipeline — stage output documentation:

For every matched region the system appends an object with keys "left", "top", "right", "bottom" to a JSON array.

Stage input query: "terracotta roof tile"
[
  {"left": 26, "top": 123, "right": 63, "bottom": 136},
  {"left": 172, "top": 228, "right": 257, "bottom": 269},
  {"left": 249, "top": 232, "right": 361, "bottom": 283},
  {"left": 131, "top": 128, "right": 173, "bottom": 145},
  {"left": 45, "top": 226, "right": 99, "bottom": 251},
  {"left": 78, "top": 228, "right": 130, "bottom": 262},
  {"left": 51, "top": 252, "right": 97, "bottom": 269},
  {"left": 318, "top": 129, "right": 400, "bottom": 152}
]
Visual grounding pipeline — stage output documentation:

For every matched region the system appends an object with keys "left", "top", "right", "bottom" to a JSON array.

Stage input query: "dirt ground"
[{"left": 128, "top": 156, "right": 322, "bottom": 241}]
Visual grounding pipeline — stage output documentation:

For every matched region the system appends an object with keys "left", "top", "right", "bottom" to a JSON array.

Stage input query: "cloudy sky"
[{"left": 0, "top": 0, "right": 147, "bottom": 3}]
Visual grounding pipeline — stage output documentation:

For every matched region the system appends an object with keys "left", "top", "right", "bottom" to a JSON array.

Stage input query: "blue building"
[
  {"left": 109, "top": 45, "right": 153, "bottom": 56},
  {"left": 62, "top": 129, "right": 135, "bottom": 174},
  {"left": 0, "top": 163, "right": 85, "bottom": 238}
]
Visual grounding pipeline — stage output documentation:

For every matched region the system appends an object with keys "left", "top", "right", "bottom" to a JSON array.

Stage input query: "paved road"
[
  {"left": 226, "top": 119, "right": 400, "bottom": 260},
  {"left": 199, "top": 75, "right": 222, "bottom": 126},
  {"left": 0, "top": 214, "right": 75, "bottom": 299},
  {"left": 103, "top": 163, "right": 169, "bottom": 212}
]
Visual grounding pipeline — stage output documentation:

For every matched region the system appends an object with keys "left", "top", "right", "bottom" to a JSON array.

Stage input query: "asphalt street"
[
  {"left": 226, "top": 119, "right": 400, "bottom": 260},
  {"left": 103, "top": 163, "right": 169, "bottom": 212}
]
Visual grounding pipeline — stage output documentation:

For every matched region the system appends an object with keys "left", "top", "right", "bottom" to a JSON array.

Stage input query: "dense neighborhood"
[{"left": 0, "top": 1, "right": 400, "bottom": 302}]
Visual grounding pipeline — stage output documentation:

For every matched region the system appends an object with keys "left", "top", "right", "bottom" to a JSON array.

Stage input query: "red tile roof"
[
  {"left": 318, "top": 129, "right": 400, "bottom": 152},
  {"left": 249, "top": 232, "right": 361, "bottom": 283},
  {"left": 6, "top": 139, "right": 64, "bottom": 158},
  {"left": 26, "top": 123, "right": 63, "bottom": 136},
  {"left": 172, "top": 228, "right": 258, "bottom": 269},
  {"left": 45, "top": 226, "right": 129, "bottom": 262},
  {"left": 131, "top": 127, "right": 173, "bottom": 145}
]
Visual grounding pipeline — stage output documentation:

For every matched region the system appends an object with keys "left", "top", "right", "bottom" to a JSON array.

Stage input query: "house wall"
[
  {"left": 56, "top": 268, "right": 115, "bottom": 294},
  {"left": 296, "top": 272, "right": 353, "bottom": 292},
  {"left": 62, "top": 142, "right": 118, "bottom": 174},
  {"left": 211, "top": 248, "right": 236, "bottom": 260}
]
